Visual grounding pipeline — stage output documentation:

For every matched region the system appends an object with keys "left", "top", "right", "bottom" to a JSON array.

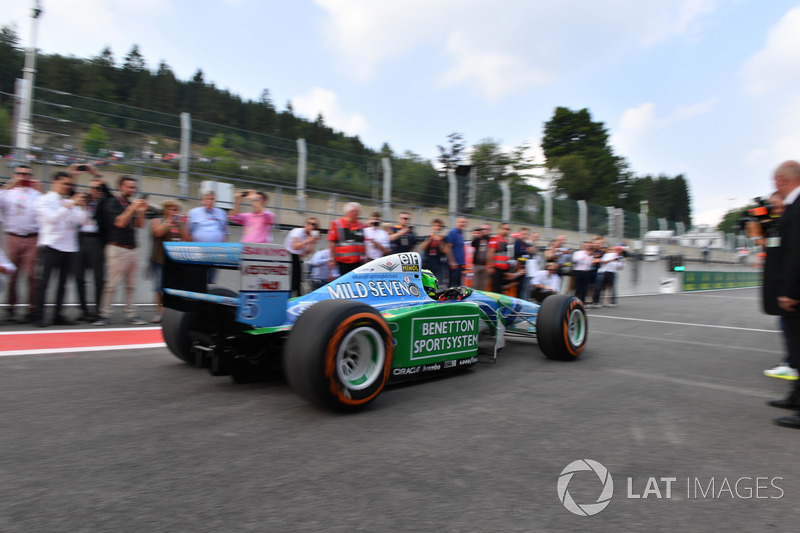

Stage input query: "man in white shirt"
[
  {"left": 571, "top": 241, "right": 594, "bottom": 303},
  {"left": 0, "top": 165, "right": 42, "bottom": 322},
  {"left": 31, "top": 172, "right": 87, "bottom": 327},
  {"left": 530, "top": 262, "right": 562, "bottom": 303},
  {"left": 364, "top": 212, "right": 390, "bottom": 261},
  {"left": 592, "top": 247, "right": 625, "bottom": 308},
  {"left": 283, "top": 217, "right": 320, "bottom": 296}
]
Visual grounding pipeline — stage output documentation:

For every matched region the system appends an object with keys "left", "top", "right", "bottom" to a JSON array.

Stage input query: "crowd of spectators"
[{"left": 0, "top": 166, "right": 628, "bottom": 328}]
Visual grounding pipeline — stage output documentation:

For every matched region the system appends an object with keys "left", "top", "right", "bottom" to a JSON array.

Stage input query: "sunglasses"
[{"left": 16, "top": 172, "right": 33, "bottom": 177}]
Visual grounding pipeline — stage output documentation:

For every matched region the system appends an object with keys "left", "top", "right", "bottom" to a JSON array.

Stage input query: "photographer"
[
  {"left": 149, "top": 201, "right": 190, "bottom": 323},
  {"left": 284, "top": 218, "right": 320, "bottom": 297},
  {"left": 764, "top": 161, "right": 800, "bottom": 429},
  {"left": 93, "top": 176, "right": 148, "bottom": 326},
  {"left": 0, "top": 164, "right": 42, "bottom": 322},
  {"left": 230, "top": 190, "right": 275, "bottom": 244},
  {"left": 744, "top": 193, "right": 794, "bottom": 380},
  {"left": 420, "top": 218, "right": 450, "bottom": 283},
  {"left": 31, "top": 171, "right": 88, "bottom": 327},
  {"left": 364, "top": 212, "right": 390, "bottom": 260},
  {"left": 389, "top": 211, "right": 417, "bottom": 253},
  {"left": 71, "top": 164, "right": 111, "bottom": 322}
]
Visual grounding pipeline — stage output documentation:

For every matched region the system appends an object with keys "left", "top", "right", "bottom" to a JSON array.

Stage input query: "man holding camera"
[
  {"left": 0, "top": 165, "right": 41, "bottom": 322},
  {"left": 364, "top": 212, "right": 390, "bottom": 261},
  {"left": 70, "top": 164, "right": 110, "bottom": 322},
  {"left": 284, "top": 217, "right": 320, "bottom": 296},
  {"left": 230, "top": 190, "right": 274, "bottom": 243},
  {"left": 389, "top": 211, "right": 417, "bottom": 253},
  {"left": 93, "top": 176, "right": 148, "bottom": 326},
  {"left": 31, "top": 172, "right": 88, "bottom": 326},
  {"left": 765, "top": 161, "right": 800, "bottom": 428},
  {"left": 420, "top": 218, "right": 451, "bottom": 283}
]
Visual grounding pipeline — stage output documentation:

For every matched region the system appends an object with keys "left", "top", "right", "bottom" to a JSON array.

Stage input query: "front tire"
[
  {"left": 536, "top": 294, "right": 587, "bottom": 361},
  {"left": 284, "top": 300, "right": 394, "bottom": 411}
]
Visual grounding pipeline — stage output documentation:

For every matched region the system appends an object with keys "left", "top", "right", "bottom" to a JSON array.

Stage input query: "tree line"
[{"left": 0, "top": 25, "right": 691, "bottom": 227}]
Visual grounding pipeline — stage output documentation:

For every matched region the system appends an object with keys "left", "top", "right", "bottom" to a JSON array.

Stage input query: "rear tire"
[
  {"left": 284, "top": 300, "right": 394, "bottom": 411},
  {"left": 536, "top": 294, "right": 587, "bottom": 361}
]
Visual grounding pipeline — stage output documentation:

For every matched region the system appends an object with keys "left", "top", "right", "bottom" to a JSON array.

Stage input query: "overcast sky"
[{"left": 5, "top": 0, "right": 800, "bottom": 227}]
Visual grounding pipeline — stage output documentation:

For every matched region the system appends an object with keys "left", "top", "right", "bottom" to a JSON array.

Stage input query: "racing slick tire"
[
  {"left": 284, "top": 300, "right": 394, "bottom": 412},
  {"left": 162, "top": 287, "right": 238, "bottom": 365},
  {"left": 535, "top": 294, "right": 587, "bottom": 361}
]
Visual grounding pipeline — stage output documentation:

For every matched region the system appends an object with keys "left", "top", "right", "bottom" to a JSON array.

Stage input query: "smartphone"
[
  {"left": 241, "top": 191, "right": 248, "bottom": 197},
  {"left": 77, "top": 164, "right": 89, "bottom": 172},
  {"left": 310, "top": 230, "right": 320, "bottom": 238},
  {"left": 140, "top": 194, "right": 149, "bottom": 201}
]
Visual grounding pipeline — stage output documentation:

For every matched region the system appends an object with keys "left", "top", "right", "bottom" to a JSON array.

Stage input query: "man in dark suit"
[{"left": 767, "top": 161, "right": 800, "bottom": 428}]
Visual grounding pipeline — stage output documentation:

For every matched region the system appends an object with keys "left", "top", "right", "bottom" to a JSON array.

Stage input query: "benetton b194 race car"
[{"left": 161, "top": 243, "right": 587, "bottom": 411}]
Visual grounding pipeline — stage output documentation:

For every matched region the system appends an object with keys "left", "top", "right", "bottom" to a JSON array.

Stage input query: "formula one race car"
[{"left": 161, "top": 243, "right": 587, "bottom": 411}]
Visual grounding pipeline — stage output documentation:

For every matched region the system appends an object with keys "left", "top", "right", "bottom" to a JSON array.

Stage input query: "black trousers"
[
  {"left": 530, "top": 287, "right": 556, "bottom": 303},
  {"left": 34, "top": 246, "right": 75, "bottom": 320},
  {"left": 290, "top": 254, "right": 303, "bottom": 297},
  {"left": 491, "top": 267, "right": 507, "bottom": 294},
  {"left": 75, "top": 234, "right": 105, "bottom": 315},
  {"left": 573, "top": 270, "right": 591, "bottom": 303},
  {"left": 784, "top": 315, "right": 800, "bottom": 401},
  {"left": 337, "top": 261, "right": 362, "bottom": 276}
]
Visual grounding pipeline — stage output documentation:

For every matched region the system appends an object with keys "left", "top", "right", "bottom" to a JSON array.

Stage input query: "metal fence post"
[
  {"left": 382, "top": 157, "right": 392, "bottom": 220},
  {"left": 578, "top": 200, "right": 587, "bottom": 241},
  {"left": 543, "top": 194, "right": 553, "bottom": 239},
  {"left": 179, "top": 112, "right": 190, "bottom": 198},
  {"left": 500, "top": 180, "right": 510, "bottom": 222},
  {"left": 296, "top": 138, "right": 307, "bottom": 212}
]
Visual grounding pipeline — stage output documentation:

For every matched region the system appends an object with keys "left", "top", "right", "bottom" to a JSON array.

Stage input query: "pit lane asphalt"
[{"left": 1, "top": 288, "right": 797, "bottom": 532}]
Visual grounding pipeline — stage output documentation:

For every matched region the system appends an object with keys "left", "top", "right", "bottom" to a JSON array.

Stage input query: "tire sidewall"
[
  {"left": 285, "top": 300, "right": 394, "bottom": 411},
  {"left": 536, "top": 294, "right": 587, "bottom": 360}
]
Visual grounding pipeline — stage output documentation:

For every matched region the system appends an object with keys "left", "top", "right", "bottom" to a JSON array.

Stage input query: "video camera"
[{"left": 739, "top": 197, "right": 777, "bottom": 234}]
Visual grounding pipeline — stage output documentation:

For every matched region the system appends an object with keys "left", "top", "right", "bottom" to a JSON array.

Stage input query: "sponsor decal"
[
  {"left": 327, "top": 280, "right": 420, "bottom": 300},
  {"left": 379, "top": 261, "right": 398, "bottom": 272},
  {"left": 410, "top": 315, "right": 479, "bottom": 360},
  {"left": 244, "top": 265, "right": 289, "bottom": 276},
  {"left": 392, "top": 360, "right": 469, "bottom": 376},
  {"left": 242, "top": 245, "right": 290, "bottom": 257},
  {"left": 167, "top": 245, "right": 240, "bottom": 265},
  {"left": 402, "top": 264, "right": 419, "bottom": 272},
  {"left": 398, "top": 253, "right": 416, "bottom": 265}
]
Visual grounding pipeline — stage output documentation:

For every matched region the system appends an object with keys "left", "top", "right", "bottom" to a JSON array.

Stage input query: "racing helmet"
[{"left": 420, "top": 269, "right": 438, "bottom": 298}]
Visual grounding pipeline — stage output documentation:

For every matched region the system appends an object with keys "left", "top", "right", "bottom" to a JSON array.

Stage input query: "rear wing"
[{"left": 162, "top": 242, "right": 292, "bottom": 328}]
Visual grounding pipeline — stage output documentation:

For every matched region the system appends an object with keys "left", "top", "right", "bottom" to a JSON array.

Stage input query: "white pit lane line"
[{"left": 587, "top": 314, "right": 779, "bottom": 334}]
